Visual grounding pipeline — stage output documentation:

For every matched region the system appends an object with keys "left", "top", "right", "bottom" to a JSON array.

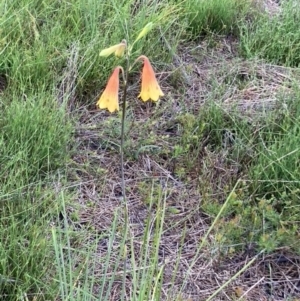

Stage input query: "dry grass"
[{"left": 262, "top": 0, "right": 281, "bottom": 17}]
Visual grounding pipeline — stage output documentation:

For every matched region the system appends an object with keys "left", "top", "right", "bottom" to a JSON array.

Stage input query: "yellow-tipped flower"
[
  {"left": 135, "top": 22, "right": 153, "bottom": 43},
  {"left": 138, "top": 55, "right": 164, "bottom": 102},
  {"left": 100, "top": 40, "right": 126, "bottom": 58},
  {"left": 96, "top": 67, "right": 121, "bottom": 113}
]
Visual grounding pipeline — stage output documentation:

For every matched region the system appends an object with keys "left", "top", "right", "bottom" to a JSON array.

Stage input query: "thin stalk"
[
  {"left": 120, "top": 51, "right": 130, "bottom": 301},
  {"left": 120, "top": 54, "right": 130, "bottom": 203}
]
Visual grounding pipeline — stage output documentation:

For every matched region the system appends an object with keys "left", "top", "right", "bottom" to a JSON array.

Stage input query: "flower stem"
[
  {"left": 120, "top": 55, "right": 130, "bottom": 203},
  {"left": 120, "top": 51, "right": 130, "bottom": 301}
]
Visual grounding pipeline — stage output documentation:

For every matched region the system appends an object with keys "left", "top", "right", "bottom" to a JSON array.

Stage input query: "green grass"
[
  {"left": 0, "top": 92, "right": 72, "bottom": 299},
  {"left": 240, "top": 0, "right": 300, "bottom": 66},
  {"left": 0, "top": 95, "right": 71, "bottom": 187},
  {"left": 0, "top": 187, "right": 67, "bottom": 300},
  {"left": 182, "top": 0, "right": 254, "bottom": 38},
  {"left": 0, "top": 0, "right": 179, "bottom": 102}
]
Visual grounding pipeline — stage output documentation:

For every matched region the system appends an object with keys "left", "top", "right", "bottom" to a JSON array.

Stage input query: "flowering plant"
[{"left": 97, "top": 23, "right": 164, "bottom": 201}]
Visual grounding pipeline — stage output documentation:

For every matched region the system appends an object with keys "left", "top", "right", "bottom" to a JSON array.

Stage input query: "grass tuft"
[
  {"left": 240, "top": 0, "right": 300, "bottom": 66},
  {"left": 183, "top": 0, "right": 254, "bottom": 38},
  {"left": 0, "top": 94, "right": 72, "bottom": 188}
]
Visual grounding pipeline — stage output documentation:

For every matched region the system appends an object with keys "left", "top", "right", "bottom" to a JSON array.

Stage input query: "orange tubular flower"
[
  {"left": 138, "top": 55, "right": 164, "bottom": 102},
  {"left": 97, "top": 67, "right": 121, "bottom": 113}
]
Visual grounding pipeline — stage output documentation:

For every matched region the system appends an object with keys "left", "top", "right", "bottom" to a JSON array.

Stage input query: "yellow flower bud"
[
  {"left": 99, "top": 40, "right": 126, "bottom": 58},
  {"left": 135, "top": 22, "right": 153, "bottom": 42}
]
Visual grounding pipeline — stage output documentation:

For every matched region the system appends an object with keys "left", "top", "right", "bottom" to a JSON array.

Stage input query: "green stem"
[
  {"left": 120, "top": 52, "right": 130, "bottom": 301},
  {"left": 120, "top": 55, "right": 130, "bottom": 203}
]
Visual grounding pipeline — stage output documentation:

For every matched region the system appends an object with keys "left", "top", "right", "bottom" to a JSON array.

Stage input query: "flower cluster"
[{"left": 96, "top": 29, "right": 164, "bottom": 113}]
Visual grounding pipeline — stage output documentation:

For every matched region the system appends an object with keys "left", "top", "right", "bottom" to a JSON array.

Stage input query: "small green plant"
[{"left": 209, "top": 190, "right": 300, "bottom": 254}]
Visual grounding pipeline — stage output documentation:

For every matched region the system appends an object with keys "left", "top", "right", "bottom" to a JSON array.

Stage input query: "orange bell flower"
[
  {"left": 97, "top": 67, "right": 121, "bottom": 113},
  {"left": 138, "top": 55, "right": 164, "bottom": 102}
]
